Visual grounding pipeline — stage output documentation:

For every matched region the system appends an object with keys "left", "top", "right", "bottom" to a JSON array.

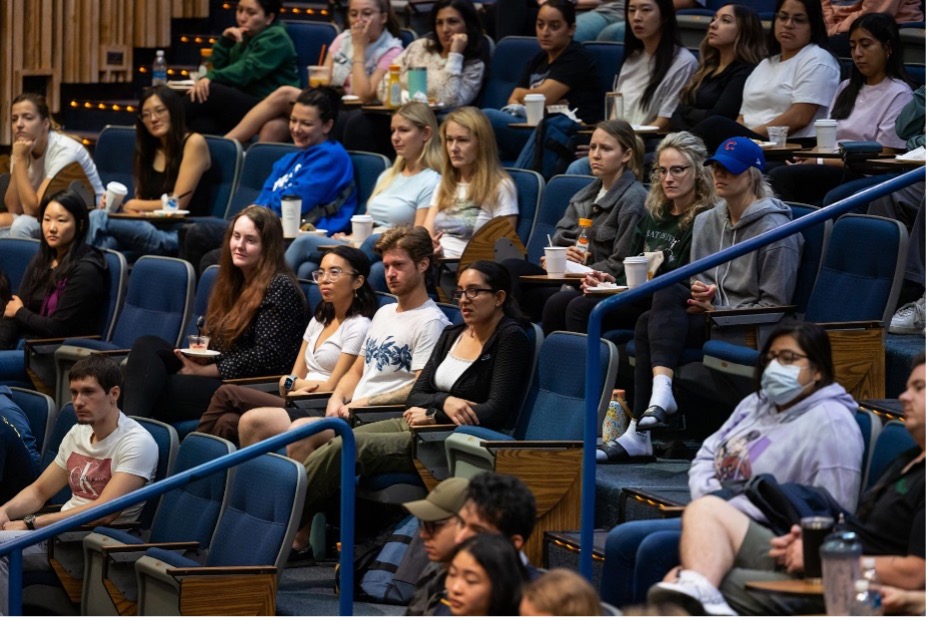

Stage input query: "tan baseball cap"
[{"left": 403, "top": 477, "right": 470, "bottom": 522}]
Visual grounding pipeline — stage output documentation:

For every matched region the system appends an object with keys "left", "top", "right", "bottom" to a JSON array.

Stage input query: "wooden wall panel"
[{"left": 2, "top": 0, "right": 210, "bottom": 143}]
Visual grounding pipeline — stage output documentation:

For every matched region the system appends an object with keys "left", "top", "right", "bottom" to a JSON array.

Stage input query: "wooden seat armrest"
[
  {"left": 285, "top": 391, "right": 334, "bottom": 404},
  {"left": 707, "top": 305, "right": 796, "bottom": 318},
  {"left": 167, "top": 565, "right": 277, "bottom": 577},
  {"left": 351, "top": 406, "right": 405, "bottom": 426},
  {"left": 91, "top": 349, "right": 131, "bottom": 357},
  {"left": 102, "top": 541, "right": 200, "bottom": 556},
  {"left": 222, "top": 375, "right": 282, "bottom": 386},
  {"left": 351, "top": 405, "right": 407, "bottom": 413},
  {"left": 435, "top": 257, "right": 460, "bottom": 266},
  {"left": 410, "top": 423, "right": 458, "bottom": 436},
  {"left": 660, "top": 505, "right": 686, "bottom": 514},
  {"left": 480, "top": 440, "right": 583, "bottom": 449},
  {"left": 816, "top": 320, "right": 885, "bottom": 330},
  {"left": 26, "top": 335, "right": 101, "bottom": 348}
]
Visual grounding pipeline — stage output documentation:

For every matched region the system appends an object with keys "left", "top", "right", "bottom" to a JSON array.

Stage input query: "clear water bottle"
[
  {"left": 821, "top": 529, "right": 862, "bottom": 615},
  {"left": 852, "top": 579, "right": 882, "bottom": 615},
  {"left": 152, "top": 50, "right": 168, "bottom": 86}
]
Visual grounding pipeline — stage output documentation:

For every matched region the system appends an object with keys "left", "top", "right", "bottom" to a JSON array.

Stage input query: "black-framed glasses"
[
  {"left": 421, "top": 517, "right": 452, "bottom": 536},
  {"left": 311, "top": 268, "right": 358, "bottom": 283},
  {"left": 655, "top": 165, "right": 692, "bottom": 178},
  {"left": 764, "top": 350, "right": 808, "bottom": 365},
  {"left": 452, "top": 288, "right": 495, "bottom": 301}
]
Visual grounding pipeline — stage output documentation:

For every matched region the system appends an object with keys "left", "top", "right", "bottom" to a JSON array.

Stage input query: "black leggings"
[
  {"left": 542, "top": 289, "right": 653, "bottom": 335},
  {"left": 768, "top": 164, "right": 852, "bottom": 206},
  {"left": 691, "top": 115, "right": 816, "bottom": 153},
  {"left": 500, "top": 259, "right": 564, "bottom": 323},
  {"left": 632, "top": 283, "right": 708, "bottom": 415},
  {"left": 123, "top": 336, "right": 223, "bottom": 423},
  {"left": 183, "top": 83, "right": 262, "bottom": 136}
]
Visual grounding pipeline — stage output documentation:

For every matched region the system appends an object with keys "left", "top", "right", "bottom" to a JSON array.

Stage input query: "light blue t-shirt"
[{"left": 365, "top": 168, "right": 440, "bottom": 229}]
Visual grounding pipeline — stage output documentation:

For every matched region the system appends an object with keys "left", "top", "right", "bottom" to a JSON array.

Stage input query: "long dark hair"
[
  {"left": 135, "top": 86, "right": 187, "bottom": 199},
  {"left": 624, "top": 0, "right": 681, "bottom": 112},
  {"left": 753, "top": 321, "right": 835, "bottom": 393},
  {"left": 314, "top": 246, "right": 377, "bottom": 325},
  {"left": 19, "top": 189, "right": 93, "bottom": 304},
  {"left": 450, "top": 535, "right": 527, "bottom": 615},
  {"left": 206, "top": 206, "right": 301, "bottom": 349},
  {"left": 767, "top": 0, "right": 832, "bottom": 58},
  {"left": 425, "top": 0, "right": 484, "bottom": 60},
  {"left": 459, "top": 260, "right": 527, "bottom": 324},
  {"left": 831, "top": 13, "right": 912, "bottom": 120}
]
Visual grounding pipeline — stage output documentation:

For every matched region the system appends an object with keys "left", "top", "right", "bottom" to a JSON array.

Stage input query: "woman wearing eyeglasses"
[
  {"left": 197, "top": 245, "right": 376, "bottom": 443},
  {"left": 691, "top": 0, "right": 840, "bottom": 151},
  {"left": 87, "top": 86, "right": 211, "bottom": 255},
  {"left": 598, "top": 321, "right": 863, "bottom": 608}
]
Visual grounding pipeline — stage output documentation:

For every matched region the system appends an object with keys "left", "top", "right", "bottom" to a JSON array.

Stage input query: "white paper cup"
[
  {"left": 280, "top": 195, "right": 302, "bottom": 238},
  {"left": 524, "top": 94, "right": 546, "bottom": 127},
  {"left": 544, "top": 246, "right": 567, "bottom": 278},
  {"left": 351, "top": 214, "right": 375, "bottom": 245},
  {"left": 815, "top": 119, "right": 838, "bottom": 152},
  {"left": 624, "top": 256, "right": 650, "bottom": 288},
  {"left": 767, "top": 126, "right": 789, "bottom": 148},
  {"left": 104, "top": 182, "right": 128, "bottom": 213}
]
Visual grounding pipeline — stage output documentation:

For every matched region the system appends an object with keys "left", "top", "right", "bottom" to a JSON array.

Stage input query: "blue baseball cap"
[{"left": 705, "top": 137, "right": 766, "bottom": 174}]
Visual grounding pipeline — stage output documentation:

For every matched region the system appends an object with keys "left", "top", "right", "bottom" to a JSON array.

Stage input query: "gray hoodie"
[
  {"left": 689, "top": 382, "right": 863, "bottom": 521},
  {"left": 690, "top": 197, "right": 803, "bottom": 310}
]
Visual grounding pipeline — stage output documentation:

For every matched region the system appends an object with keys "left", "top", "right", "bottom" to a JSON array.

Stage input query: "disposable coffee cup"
[
  {"left": 767, "top": 126, "right": 789, "bottom": 148},
  {"left": 524, "top": 94, "right": 546, "bottom": 127},
  {"left": 624, "top": 256, "right": 649, "bottom": 288},
  {"left": 350, "top": 214, "right": 375, "bottom": 245},
  {"left": 408, "top": 67, "right": 428, "bottom": 102},
  {"left": 800, "top": 515, "right": 834, "bottom": 581},
  {"left": 280, "top": 195, "right": 302, "bottom": 238},
  {"left": 544, "top": 246, "right": 567, "bottom": 278},
  {"left": 104, "top": 182, "right": 128, "bottom": 213},
  {"left": 815, "top": 119, "right": 838, "bottom": 152}
]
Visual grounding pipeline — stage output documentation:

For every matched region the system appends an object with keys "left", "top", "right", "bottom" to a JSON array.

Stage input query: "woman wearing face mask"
[
  {"left": 604, "top": 137, "right": 803, "bottom": 462},
  {"left": 597, "top": 321, "right": 864, "bottom": 608},
  {"left": 225, "top": 0, "right": 403, "bottom": 143},
  {"left": 444, "top": 535, "right": 527, "bottom": 616}
]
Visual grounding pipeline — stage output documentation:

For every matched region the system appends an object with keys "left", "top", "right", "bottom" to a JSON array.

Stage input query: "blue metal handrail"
[
  {"left": 579, "top": 166, "right": 926, "bottom": 579},
  {"left": 0, "top": 417, "right": 357, "bottom": 616}
]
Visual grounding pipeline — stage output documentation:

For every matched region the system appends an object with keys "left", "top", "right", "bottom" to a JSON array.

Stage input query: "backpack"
[
  {"left": 336, "top": 514, "right": 429, "bottom": 604},
  {"left": 514, "top": 113, "right": 582, "bottom": 180}
]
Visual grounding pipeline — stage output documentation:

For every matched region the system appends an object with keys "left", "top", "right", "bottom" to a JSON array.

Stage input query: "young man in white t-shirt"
[{"left": 0, "top": 355, "right": 158, "bottom": 613}]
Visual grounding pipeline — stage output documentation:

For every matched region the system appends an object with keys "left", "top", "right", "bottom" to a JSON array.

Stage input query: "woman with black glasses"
[{"left": 196, "top": 245, "right": 376, "bottom": 443}]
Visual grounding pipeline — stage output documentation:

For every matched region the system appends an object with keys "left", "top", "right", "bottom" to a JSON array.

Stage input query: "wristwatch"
[
  {"left": 24, "top": 514, "right": 36, "bottom": 530},
  {"left": 283, "top": 375, "right": 298, "bottom": 391}
]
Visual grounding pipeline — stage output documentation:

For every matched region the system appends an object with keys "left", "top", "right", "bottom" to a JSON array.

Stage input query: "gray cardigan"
[{"left": 551, "top": 170, "right": 647, "bottom": 275}]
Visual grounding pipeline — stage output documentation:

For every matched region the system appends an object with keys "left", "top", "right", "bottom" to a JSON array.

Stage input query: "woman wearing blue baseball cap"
[{"left": 602, "top": 136, "right": 805, "bottom": 462}]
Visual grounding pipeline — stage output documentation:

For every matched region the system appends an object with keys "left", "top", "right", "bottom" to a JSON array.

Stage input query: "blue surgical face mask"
[{"left": 761, "top": 359, "right": 813, "bottom": 406}]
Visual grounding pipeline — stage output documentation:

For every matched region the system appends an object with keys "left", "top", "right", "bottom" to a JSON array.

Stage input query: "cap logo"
[{"left": 723, "top": 139, "right": 738, "bottom": 151}]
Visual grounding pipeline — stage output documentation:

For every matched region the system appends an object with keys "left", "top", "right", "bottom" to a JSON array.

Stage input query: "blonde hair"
[
  {"left": 371, "top": 102, "right": 442, "bottom": 199},
  {"left": 521, "top": 569, "right": 602, "bottom": 616},
  {"left": 645, "top": 131, "right": 715, "bottom": 230},
  {"left": 435, "top": 107, "right": 510, "bottom": 211}
]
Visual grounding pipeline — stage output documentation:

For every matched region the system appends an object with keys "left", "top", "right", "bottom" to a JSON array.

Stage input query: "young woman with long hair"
[
  {"left": 769, "top": 13, "right": 914, "bottom": 204},
  {"left": 691, "top": 0, "right": 840, "bottom": 150},
  {"left": 424, "top": 107, "right": 518, "bottom": 260},
  {"left": 543, "top": 131, "right": 715, "bottom": 334},
  {"left": 87, "top": 86, "right": 211, "bottom": 255},
  {"left": 225, "top": 0, "right": 403, "bottom": 143},
  {"left": 284, "top": 102, "right": 442, "bottom": 278},
  {"left": 197, "top": 245, "right": 376, "bottom": 443},
  {"left": 4, "top": 94, "right": 104, "bottom": 238},
  {"left": 122, "top": 206, "right": 307, "bottom": 424},
  {"left": 670, "top": 4, "right": 767, "bottom": 130},
  {"left": 445, "top": 535, "right": 528, "bottom": 616},
  {"left": 0, "top": 190, "right": 107, "bottom": 382}
]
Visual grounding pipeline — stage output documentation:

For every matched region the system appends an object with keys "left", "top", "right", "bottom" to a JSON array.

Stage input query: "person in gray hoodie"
[
  {"left": 598, "top": 321, "right": 863, "bottom": 608},
  {"left": 602, "top": 136, "right": 803, "bottom": 462}
]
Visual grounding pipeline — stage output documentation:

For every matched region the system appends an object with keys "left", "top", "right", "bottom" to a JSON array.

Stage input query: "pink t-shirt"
[{"left": 830, "top": 77, "right": 913, "bottom": 149}]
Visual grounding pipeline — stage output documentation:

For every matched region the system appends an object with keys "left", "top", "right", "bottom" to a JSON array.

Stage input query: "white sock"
[
  {"left": 648, "top": 374, "right": 677, "bottom": 414},
  {"left": 612, "top": 418, "right": 651, "bottom": 457}
]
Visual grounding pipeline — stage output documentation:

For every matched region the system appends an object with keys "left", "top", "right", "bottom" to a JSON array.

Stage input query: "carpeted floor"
[{"left": 277, "top": 562, "right": 405, "bottom": 616}]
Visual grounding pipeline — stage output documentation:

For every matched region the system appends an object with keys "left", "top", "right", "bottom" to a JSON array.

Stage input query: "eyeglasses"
[
  {"left": 348, "top": 9, "right": 380, "bottom": 18},
  {"left": 452, "top": 288, "right": 495, "bottom": 301},
  {"left": 311, "top": 268, "right": 358, "bottom": 283},
  {"left": 655, "top": 165, "right": 692, "bottom": 178},
  {"left": 775, "top": 12, "right": 809, "bottom": 25},
  {"left": 139, "top": 107, "right": 169, "bottom": 122},
  {"left": 420, "top": 518, "right": 452, "bottom": 537},
  {"left": 764, "top": 350, "right": 808, "bottom": 365}
]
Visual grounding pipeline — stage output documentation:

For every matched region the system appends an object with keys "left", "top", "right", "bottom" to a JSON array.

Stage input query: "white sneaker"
[
  {"left": 648, "top": 569, "right": 738, "bottom": 616},
  {"left": 889, "top": 293, "right": 926, "bottom": 335}
]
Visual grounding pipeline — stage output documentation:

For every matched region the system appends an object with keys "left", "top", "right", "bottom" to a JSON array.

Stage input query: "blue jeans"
[
  {"left": 601, "top": 518, "right": 682, "bottom": 606},
  {"left": 284, "top": 233, "right": 382, "bottom": 280},
  {"left": 566, "top": 157, "right": 593, "bottom": 175},
  {"left": 574, "top": 11, "right": 626, "bottom": 42},
  {"left": 88, "top": 210, "right": 179, "bottom": 254},
  {"left": 9, "top": 216, "right": 39, "bottom": 240},
  {"left": 483, "top": 108, "right": 534, "bottom": 164},
  {"left": 0, "top": 340, "right": 27, "bottom": 383}
]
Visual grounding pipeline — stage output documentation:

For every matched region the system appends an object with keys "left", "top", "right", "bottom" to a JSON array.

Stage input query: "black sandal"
[{"left": 636, "top": 405, "right": 681, "bottom": 431}]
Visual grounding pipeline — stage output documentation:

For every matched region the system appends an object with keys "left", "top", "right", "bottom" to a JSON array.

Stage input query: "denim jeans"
[
  {"left": 601, "top": 518, "right": 682, "bottom": 606},
  {"left": 88, "top": 210, "right": 179, "bottom": 254}
]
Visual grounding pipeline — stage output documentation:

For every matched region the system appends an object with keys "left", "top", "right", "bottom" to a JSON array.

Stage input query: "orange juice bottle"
[{"left": 386, "top": 64, "right": 402, "bottom": 109}]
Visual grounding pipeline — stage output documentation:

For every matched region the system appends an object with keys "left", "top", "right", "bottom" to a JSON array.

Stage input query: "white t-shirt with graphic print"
[{"left": 352, "top": 300, "right": 450, "bottom": 402}]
